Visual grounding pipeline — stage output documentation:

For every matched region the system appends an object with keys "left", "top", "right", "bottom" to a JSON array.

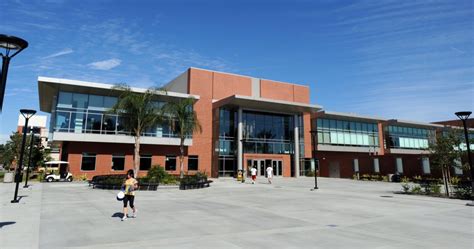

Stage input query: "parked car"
[{"left": 43, "top": 161, "right": 73, "bottom": 182}]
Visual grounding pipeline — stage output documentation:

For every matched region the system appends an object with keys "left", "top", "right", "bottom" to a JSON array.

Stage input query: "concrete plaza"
[{"left": 1, "top": 177, "right": 472, "bottom": 249}]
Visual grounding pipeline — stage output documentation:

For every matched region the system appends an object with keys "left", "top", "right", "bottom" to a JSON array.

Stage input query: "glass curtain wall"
[
  {"left": 218, "top": 108, "right": 237, "bottom": 176},
  {"left": 217, "top": 108, "right": 299, "bottom": 176},
  {"left": 242, "top": 111, "right": 294, "bottom": 154},
  {"left": 54, "top": 91, "right": 185, "bottom": 138},
  {"left": 387, "top": 125, "right": 434, "bottom": 149},
  {"left": 316, "top": 118, "right": 379, "bottom": 147}
]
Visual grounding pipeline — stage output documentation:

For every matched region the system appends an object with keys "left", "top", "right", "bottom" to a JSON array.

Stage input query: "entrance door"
[
  {"left": 329, "top": 161, "right": 340, "bottom": 178},
  {"left": 272, "top": 160, "right": 283, "bottom": 176}
]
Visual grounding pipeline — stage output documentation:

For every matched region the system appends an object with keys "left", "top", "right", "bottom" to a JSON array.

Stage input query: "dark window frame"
[
  {"left": 188, "top": 155, "right": 199, "bottom": 171},
  {"left": 81, "top": 153, "right": 96, "bottom": 171}
]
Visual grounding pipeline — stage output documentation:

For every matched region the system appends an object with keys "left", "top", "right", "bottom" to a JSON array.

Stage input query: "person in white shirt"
[
  {"left": 250, "top": 167, "right": 257, "bottom": 184},
  {"left": 266, "top": 165, "right": 273, "bottom": 184}
]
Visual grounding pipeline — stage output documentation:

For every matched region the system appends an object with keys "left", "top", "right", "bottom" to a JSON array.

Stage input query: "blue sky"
[{"left": 0, "top": 0, "right": 473, "bottom": 144}]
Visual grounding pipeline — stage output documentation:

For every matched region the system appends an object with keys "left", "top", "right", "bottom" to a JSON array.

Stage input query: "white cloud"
[
  {"left": 42, "top": 48, "right": 74, "bottom": 59},
  {"left": 88, "top": 58, "right": 122, "bottom": 70}
]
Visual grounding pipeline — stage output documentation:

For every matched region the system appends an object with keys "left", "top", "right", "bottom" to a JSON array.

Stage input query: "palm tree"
[
  {"left": 110, "top": 84, "right": 166, "bottom": 176},
  {"left": 163, "top": 98, "right": 202, "bottom": 179}
]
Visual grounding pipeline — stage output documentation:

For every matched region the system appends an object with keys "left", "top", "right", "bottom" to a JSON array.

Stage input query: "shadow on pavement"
[
  {"left": 111, "top": 212, "right": 123, "bottom": 219},
  {"left": 0, "top": 221, "right": 16, "bottom": 228}
]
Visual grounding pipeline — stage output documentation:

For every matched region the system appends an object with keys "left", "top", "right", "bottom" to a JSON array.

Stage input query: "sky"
[{"left": 0, "top": 0, "right": 473, "bottom": 144}]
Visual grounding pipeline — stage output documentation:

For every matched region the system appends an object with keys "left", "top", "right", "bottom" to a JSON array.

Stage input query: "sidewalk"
[{"left": 0, "top": 182, "right": 43, "bottom": 249}]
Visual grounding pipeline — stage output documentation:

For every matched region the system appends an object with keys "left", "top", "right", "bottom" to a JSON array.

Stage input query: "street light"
[
  {"left": 455, "top": 111, "right": 473, "bottom": 206},
  {"left": 11, "top": 109, "right": 36, "bottom": 203},
  {"left": 310, "top": 130, "right": 319, "bottom": 190},
  {"left": 24, "top": 127, "right": 39, "bottom": 188},
  {"left": 0, "top": 34, "right": 29, "bottom": 111}
]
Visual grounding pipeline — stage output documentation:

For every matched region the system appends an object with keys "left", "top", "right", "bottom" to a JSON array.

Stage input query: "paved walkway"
[{"left": 1, "top": 177, "right": 472, "bottom": 249}]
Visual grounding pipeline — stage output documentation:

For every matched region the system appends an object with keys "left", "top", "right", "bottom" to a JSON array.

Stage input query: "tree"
[
  {"left": 0, "top": 132, "right": 51, "bottom": 171},
  {"left": 163, "top": 98, "right": 202, "bottom": 179},
  {"left": 109, "top": 85, "right": 166, "bottom": 176},
  {"left": 428, "top": 130, "right": 462, "bottom": 197}
]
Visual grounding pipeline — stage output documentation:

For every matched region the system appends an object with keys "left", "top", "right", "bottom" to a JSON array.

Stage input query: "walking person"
[
  {"left": 122, "top": 169, "right": 138, "bottom": 221},
  {"left": 250, "top": 166, "right": 257, "bottom": 184},
  {"left": 266, "top": 165, "right": 273, "bottom": 184}
]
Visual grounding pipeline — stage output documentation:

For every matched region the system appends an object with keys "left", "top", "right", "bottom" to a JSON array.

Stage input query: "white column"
[
  {"left": 237, "top": 108, "right": 243, "bottom": 171},
  {"left": 294, "top": 114, "right": 300, "bottom": 177}
]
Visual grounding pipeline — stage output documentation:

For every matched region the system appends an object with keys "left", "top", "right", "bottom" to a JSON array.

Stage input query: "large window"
[
  {"left": 316, "top": 118, "right": 379, "bottom": 147},
  {"left": 241, "top": 110, "right": 295, "bottom": 155},
  {"left": 188, "top": 156, "right": 198, "bottom": 171},
  {"left": 54, "top": 91, "right": 185, "bottom": 138},
  {"left": 165, "top": 155, "right": 176, "bottom": 171},
  {"left": 218, "top": 156, "right": 235, "bottom": 177},
  {"left": 81, "top": 153, "right": 96, "bottom": 171},
  {"left": 387, "top": 125, "right": 434, "bottom": 150},
  {"left": 140, "top": 155, "right": 152, "bottom": 171},
  {"left": 112, "top": 154, "right": 125, "bottom": 171}
]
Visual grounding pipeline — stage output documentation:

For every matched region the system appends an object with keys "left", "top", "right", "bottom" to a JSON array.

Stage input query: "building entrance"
[{"left": 249, "top": 159, "right": 282, "bottom": 177}]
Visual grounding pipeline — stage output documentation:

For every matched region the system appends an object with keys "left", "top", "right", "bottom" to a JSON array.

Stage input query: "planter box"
[
  {"left": 179, "top": 180, "right": 212, "bottom": 190},
  {"left": 92, "top": 182, "right": 159, "bottom": 191}
]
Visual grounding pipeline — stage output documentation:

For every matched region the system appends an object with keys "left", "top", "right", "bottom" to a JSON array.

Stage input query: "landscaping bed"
[
  {"left": 396, "top": 176, "right": 472, "bottom": 200},
  {"left": 89, "top": 174, "right": 160, "bottom": 190},
  {"left": 179, "top": 172, "right": 212, "bottom": 190}
]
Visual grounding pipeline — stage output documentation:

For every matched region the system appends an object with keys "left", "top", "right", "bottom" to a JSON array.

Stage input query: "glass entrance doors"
[
  {"left": 272, "top": 160, "right": 282, "bottom": 176},
  {"left": 249, "top": 159, "right": 283, "bottom": 177}
]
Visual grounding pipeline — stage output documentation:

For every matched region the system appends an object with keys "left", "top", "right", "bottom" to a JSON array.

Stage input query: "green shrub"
[
  {"left": 352, "top": 174, "right": 358, "bottom": 180},
  {"left": 401, "top": 182, "right": 410, "bottom": 193},
  {"left": 370, "top": 175, "right": 381, "bottom": 181},
  {"left": 180, "top": 171, "right": 208, "bottom": 185},
  {"left": 411, "top": 185, "right": 422, "bottom": 194},
  {"left": 401, "top": 176, "right": 410, "bottom": 183},
  {"left": 361, "top": 174, "right": 370, "bottom": 181},
  {"left": 145, "top": 165, "right": 178, "bottom": 184},
  {"left": 453, "top": 185, "right": 471, "bottom": 200},
  {"left": 413, "top": 175, "right": 422, "bottom": 183},
  {"left": 306, "top": 170, "right": 315, "bottom": 177},
  {"left": 0, "top": 171, "right": 4, "bottom": 181},
  {"left": 382, "top": 176, "right": 389, "bottom": 182},
  {"left": 450, "top": 176, "right": 460, "bottom": 186},
  {"left": 430, "top": 184, "right": 441, "bottom": 194}
]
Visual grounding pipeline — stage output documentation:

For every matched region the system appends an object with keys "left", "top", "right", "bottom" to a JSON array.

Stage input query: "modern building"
[
  {"left": 38, "top": 68, "right": 321, "bottom": 178},
  {"left": 37, "top": 67, "right": 473, "bottom": 179}
]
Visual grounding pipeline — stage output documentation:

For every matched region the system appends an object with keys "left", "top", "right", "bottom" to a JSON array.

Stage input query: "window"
[
  {"left": 353, "top": 159, "right": 359, "bottom": 173},
  {"left": 112, "top": 154, "right": 125, "bottom": 171},
  {"left": 165, "top": 155, "right": 176, "bottom": 171},
  {"left": 188, "top": 156, "right": 198, "bottom": 171},
  {"left": 373, "top": 158, "right": 380, "bottom": 173},
  {"left": 421, "top": 157, "right": 430, "bottom": 174},
  {"left": 81, "top": 153, "right": 96, "bottom": 171},
  {"left": 72, "top": 93, "right": 88, "bottom": 108},
  {"left": 396, "top": 158, "right": 403, "bottom": 173},
  {"left": 453, "top": 159, "right": 463, "bottom": 175},
  {"left": 140, "top": 155, "right": 152, "bottom": 170},
  {"left": 58, "top": 91, "right": 73, "bottom": 108}
]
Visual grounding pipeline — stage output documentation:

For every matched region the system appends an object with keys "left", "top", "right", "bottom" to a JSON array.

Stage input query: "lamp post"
[
  {"left": 24, "top": 127, "right": 38, "bottom": 188},
  {"left": 310, "top": 130, "right": 318, "bottom": 190},
  {"left": 455, "top": 111, "right": 473, "bottom": 206},
  {"left": 11, "top": 109, "right": 36, "bottom": 203},
  {"left": 0, "top": 34, "right": 28, "bottom": 111}
]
